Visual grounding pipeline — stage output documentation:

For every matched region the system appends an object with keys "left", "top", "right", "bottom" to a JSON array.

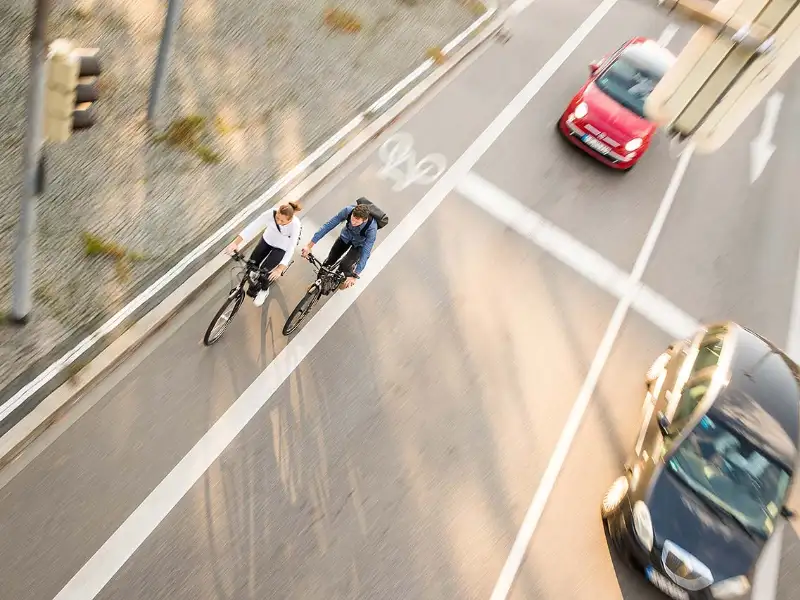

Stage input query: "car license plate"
[
  {"left": 645, "top": 566, "right": 688, "bottom": 600},
  {"left": 581, "top": 133, "right": 611, "bottom": 155}
]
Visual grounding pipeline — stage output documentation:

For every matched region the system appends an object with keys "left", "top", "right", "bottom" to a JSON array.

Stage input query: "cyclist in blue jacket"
[{"left": 301, "top": 203, "right": 376, "bottom": 289}]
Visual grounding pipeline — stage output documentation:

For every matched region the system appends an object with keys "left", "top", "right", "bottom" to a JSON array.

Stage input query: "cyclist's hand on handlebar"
[
  {"left": 342, "top": 276, "right": 357, "bottom": 289},
  {"left": 268, "top": 264, "right": 286, "bottom": 282},
  {"left": 224, "top": 242, "right": 239, "bottom": 257},
  {"left": 301, "top": 243, "right": 313, "bottom": 258}
]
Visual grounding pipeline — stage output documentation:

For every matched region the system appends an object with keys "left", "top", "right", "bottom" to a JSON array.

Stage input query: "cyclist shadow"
[
  {"left": 199, "top": 323, "right": 357, "bottom": 600},
  {"left": 258, "top": 289, "right": 293, "bottom": 371}
]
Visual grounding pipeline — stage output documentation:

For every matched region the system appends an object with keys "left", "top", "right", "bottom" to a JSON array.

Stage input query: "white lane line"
[
  {"left": 657, "top": 23, "right": 679, "bottom": 47},
  {"left": 786, "top": 247, "right": 800, "bottom": 362},
  {"left": 53, "top": 1, "right": 620, "bottom": 597},
  {"left": 633, "top": 286, "right": 699, "bottom": 341},
  {"left": 455, "top": 171, "right": 699, "bottom": 341},
  {"left": 488, "top": 142, "right": 696, "bottom": 600}
]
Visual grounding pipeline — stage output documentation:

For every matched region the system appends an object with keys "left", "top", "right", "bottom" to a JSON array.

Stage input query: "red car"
[{"left": 557, "top": 37, "right": 676, "bottom": 171}]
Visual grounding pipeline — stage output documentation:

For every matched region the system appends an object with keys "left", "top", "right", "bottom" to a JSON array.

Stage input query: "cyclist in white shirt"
[{"left": 225, "top": 201, "right": 303, "bottom": 307}]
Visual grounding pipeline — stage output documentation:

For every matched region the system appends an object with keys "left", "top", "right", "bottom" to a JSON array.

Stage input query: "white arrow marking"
[
  {"left": 656, "top": 24, "right": 679, "bottom": 47},
  {"left": 750, "top": 92, "right": 783, "bottom": 183}
]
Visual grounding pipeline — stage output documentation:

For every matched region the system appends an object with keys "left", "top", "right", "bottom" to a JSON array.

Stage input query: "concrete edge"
[{"left": 0, "top": 6, "right": 505, "bottom": 470}]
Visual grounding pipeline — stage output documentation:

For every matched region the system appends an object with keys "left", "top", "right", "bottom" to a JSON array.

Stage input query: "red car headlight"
[{"left": 625, "top": 137, "right": 643, "bottom": 152}]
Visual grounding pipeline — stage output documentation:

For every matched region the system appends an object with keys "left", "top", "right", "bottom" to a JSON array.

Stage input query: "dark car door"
[
  {"left": 634, "top": 336, "right": 695, "bottom": 462},
  {"left": 638, "top": 331, "right": 727, "bottom": 467}
]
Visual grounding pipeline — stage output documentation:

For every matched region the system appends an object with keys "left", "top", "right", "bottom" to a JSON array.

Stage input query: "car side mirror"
[
  {"left": 657, "top": 412, "right": 671, "bottom": 436},
  {"left": 589, "top": 60, "right": 603, "bottom": 75},
  {"left": 780, "top": 506, "right": 797, "bottom": 520}
]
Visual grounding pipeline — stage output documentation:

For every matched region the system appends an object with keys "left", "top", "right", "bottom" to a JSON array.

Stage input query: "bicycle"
[
  {"left": 282, "top": 253, "right": 352, "bottom": 336},
  {"left": 203, "top": 250, "right": 290, "bottom": 346}
]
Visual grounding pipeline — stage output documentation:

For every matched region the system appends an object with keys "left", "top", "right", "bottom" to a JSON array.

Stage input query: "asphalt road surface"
[{"left": 1, "top": 0, "right": 799, "bottom": 599}]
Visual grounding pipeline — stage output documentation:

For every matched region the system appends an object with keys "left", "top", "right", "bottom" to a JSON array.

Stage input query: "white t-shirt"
[{"left": 239, "top": 206, "right": 302, "bottom": 267}]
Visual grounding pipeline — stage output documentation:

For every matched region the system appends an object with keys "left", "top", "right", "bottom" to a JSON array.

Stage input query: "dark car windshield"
[
  {"left": 594, "top": 53, "right": 664, "bottom": 118},
  {"left": 667, "top": 414, "right": 791, "bottom": 538}
]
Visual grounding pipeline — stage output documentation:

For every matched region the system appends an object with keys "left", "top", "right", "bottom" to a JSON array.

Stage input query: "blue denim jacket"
[{"left": 311, "top": 205, "right": 377, "bottom": 274}]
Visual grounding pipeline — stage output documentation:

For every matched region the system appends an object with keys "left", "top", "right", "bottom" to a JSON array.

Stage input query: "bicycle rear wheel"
[
  {"left": 203, "top": 289, "right": 245, "bottom": 346},
  {"left": 283, "top": 284, "right": 322, "bottom": 336}
]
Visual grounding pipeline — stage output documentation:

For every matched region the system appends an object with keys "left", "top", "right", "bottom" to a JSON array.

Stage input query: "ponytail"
[{"left": 278, "top": 201, "right": 302, "bottom": 218}]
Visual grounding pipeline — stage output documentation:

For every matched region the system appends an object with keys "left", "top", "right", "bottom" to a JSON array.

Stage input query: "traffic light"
[
  {"left": 645, "top": 0, "right": 800, "bottom": 153},
  {"left": 44, "top": 38, "right": 101, "bottom": 143}
]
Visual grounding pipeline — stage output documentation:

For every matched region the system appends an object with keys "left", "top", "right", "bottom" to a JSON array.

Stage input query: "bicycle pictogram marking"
[{"left": 377, "top": 132, "right": 447, "bottom": 191}]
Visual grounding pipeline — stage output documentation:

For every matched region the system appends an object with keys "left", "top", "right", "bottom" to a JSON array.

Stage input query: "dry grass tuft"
[
  {"left": 154, "top": 115, "right": 224, "bottom": 164},
  {"left": 324, "top": 7, "right": 363, "bottom": 33}
]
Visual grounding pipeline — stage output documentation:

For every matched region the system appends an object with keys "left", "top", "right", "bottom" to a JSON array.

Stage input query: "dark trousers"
[
  {"left": 248, "top": 238, "right": 286, "bottom": 294},
  {"left": 324, "top": 237, "right": 362, "bottom": 277}
]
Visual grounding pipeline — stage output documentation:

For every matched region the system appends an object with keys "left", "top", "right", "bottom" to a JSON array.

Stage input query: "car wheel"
[
  {"left": 555, "top": 116, "right": 568, "bottom": 137},
  {"left": 601, "top": 475, "right": 629, "bottom": 519}
]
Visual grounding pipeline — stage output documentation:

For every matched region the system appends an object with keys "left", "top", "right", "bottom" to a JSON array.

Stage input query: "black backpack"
[{"left": 351, "top": 197, "right": 388, "bottom": 231}]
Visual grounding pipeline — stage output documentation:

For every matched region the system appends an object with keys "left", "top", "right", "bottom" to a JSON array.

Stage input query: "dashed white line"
[
  {"left": 455, "top": 171, "right": 699, "bottom": 341},
  {"left": 487, "top": 142, "right": 696, "bottom": 600}
]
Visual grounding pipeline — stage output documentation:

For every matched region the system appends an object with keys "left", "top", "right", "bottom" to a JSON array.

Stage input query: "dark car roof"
[
  {"left": 619, "top": 39, "right": 675, "bottom": 78},
  {"left": 708, "top": 324, "right": 800, "bottom": 471}
]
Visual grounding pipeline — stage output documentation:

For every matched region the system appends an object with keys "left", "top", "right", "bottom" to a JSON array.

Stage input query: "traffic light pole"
[
  {"left": 146, "top": 0, "right": 184, "bottom": 124},
  {"left": 10, "top": 0, "right": 51, "bottom": 325}
]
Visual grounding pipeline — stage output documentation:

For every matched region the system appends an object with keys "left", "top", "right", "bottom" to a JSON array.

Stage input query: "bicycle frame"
[
  {"left": 229, "top": 249, "right": 295, "bottom": 296},
  {"left": 304, "top": 252, "right": 348, "bottom": 295}
]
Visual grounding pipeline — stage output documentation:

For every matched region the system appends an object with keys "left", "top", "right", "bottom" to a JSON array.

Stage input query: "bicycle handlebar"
[
  {"left": 229, "top": 249, "right": 261, "bottom": 272},
  {"left": 232, "top": 249, "right": 359, "bottom": 279},
  {"left": 303, "top": 252, "right": 359, "bottom": 278}
]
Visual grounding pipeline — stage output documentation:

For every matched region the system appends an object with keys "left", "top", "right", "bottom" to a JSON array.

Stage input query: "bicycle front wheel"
[
  {"left": 283, "top": 285, "right": 322, "bottom": 336},
  {"left": 203, "top": 289, "right": 245, "bottom": 346}
]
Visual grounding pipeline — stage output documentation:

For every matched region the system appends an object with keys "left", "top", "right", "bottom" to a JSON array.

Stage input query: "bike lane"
[{"left": 0, "top": 1, "right": 620, "bottom": 599}]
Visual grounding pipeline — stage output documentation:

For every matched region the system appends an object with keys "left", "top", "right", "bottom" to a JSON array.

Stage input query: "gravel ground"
[{"left": 0, "top": 0, "right": 483, "bottom": 390}]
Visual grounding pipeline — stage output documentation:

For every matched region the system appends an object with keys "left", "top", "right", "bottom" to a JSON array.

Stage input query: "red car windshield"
[{"left": 595, "top": 54, "right": 663, "bottom": 119}]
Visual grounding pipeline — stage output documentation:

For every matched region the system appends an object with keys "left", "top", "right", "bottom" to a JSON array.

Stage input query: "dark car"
[{"left": 601, "top": 322, "right": 799, "bottom": 599}]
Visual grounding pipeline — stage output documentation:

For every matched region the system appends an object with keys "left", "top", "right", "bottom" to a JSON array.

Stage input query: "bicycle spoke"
[
  {"left": 209, "top": 313, "right": 231, "bottom": 339},
  {"left": 204, "top": 290, "right": 244, "bottom": 346},
  {"left": 283, "top": 285, "right": 320, "bottom": 336}
]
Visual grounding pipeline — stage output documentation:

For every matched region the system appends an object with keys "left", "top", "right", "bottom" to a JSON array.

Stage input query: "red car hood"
[{"left": 581, "top": 83, "right": 654, "bottom": 142}]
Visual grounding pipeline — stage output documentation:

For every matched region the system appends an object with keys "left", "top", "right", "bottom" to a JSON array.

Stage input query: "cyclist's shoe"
[{"left": 253, "top": 288, "right": 270, "bottom": 307}]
